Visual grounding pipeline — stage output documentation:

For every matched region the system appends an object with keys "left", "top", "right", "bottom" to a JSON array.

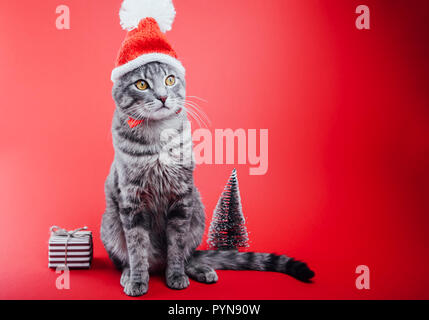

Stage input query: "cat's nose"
[{"left": 159, "top": 96, "right": 167, "bottom": 103}]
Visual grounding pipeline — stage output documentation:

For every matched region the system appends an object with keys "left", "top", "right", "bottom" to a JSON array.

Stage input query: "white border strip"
[{"left": 111, "top": 52, "right": 185, "bottom": 82}]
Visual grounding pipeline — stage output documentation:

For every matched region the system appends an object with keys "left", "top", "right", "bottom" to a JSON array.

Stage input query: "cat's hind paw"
[
  {"left": 120, "top": 268, "right": 130, "bottom": 288},
  {"left": 186, "top": 265, "right": 218, "bottom": 284}
]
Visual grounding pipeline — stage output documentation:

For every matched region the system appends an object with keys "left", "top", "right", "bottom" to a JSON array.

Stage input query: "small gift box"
[{"left": 48, "top": 226, "right": 93, "bottom": 269}]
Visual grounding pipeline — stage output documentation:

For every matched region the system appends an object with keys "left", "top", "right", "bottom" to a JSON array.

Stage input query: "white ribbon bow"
[{"left": 50, "top": 226, "right": 89, "bottom": 267}]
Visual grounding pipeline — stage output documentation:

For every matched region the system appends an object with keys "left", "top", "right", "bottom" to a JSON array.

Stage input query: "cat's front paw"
[
  {"left": 124, "top": 281, "right": 148, "bottom": 297},
  {"left": 166, "top": 272, "right": 190, "bottom": 290}
]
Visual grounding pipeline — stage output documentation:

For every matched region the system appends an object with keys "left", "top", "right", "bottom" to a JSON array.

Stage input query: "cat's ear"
[{"left": 119, "top": 0, "right": 176, "bottom": 33}]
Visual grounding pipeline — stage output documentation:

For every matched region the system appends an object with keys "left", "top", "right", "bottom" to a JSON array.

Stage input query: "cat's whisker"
[
  {"left": 145, "top": 108, "right": 154, "bottom": 128},
  {"left": 186, "top": 95, "right": 208, "bottom": 103},
  {"left": 183, "top": 106, "right": 208, "bottom": 128},
  {"left": 187, "top": 111, "right": 203, "bottom": 128},
  {"left": 176, "top": 97, "right": 211, "bottom": 124},
  {"left": 127, "top": 111, "right": 144, "bottom": 120},
  {"left": 182, "top": 103, "right": 209, "bottom": 128},
  {"left": 126, "top": 101, "right": 161, "bottom": 121},
  {"left": 183, "top": 106, "right": 205, "bottom": 128},
  {"left": 183, "top": 96, "right": 211, "bottom": 123},
  {"left": 183, "top": 100, "right": 211, "bottom": 125},
  {"left": 124, "top": 96, "right": 210, "bottom": 127},
  {"left": 181, "top": 105, "right": 201, "bottom": 127},
  {"left": 129, "top": 107, "right": 147, "bottom": 119}
]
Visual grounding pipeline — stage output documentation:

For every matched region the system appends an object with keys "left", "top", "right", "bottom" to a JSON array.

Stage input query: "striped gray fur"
[{"left": 100, "top": 62, "right": 314, "bottom": 297}]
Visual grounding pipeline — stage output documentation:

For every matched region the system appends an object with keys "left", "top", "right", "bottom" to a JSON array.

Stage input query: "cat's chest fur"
[{"left": 112, "top": 115, "right": 194, "bottom": 210}]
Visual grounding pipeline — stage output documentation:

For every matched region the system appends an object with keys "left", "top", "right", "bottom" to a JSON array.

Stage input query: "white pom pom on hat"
[
  {"left": 119, "top": 0, "right": 176, "bottom": 33},
  {"left": 111, "top": 0, "right": 184, "bottom": 82}
]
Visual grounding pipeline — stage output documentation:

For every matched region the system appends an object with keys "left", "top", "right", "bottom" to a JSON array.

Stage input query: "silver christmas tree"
[{"left": 207, "top": 169, "right": 249, "bottom": 250}]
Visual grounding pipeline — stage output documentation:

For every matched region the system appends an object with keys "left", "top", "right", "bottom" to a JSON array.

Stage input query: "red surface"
[{"left": 0, "top": 0, "right": 429, "bottom": 299}]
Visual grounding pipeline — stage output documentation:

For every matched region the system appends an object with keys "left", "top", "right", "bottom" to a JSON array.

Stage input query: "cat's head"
[{"left": 112, "top": 61, "right": 186, "bottom": 121}]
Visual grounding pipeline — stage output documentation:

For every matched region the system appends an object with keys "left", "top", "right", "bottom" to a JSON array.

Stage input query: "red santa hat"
[{"left": 111, "top": 0, "right": 185, "bottom": 82}]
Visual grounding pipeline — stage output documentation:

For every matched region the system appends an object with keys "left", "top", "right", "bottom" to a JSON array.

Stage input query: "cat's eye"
[
  {"left": 135, "top": 80, "right": 149, "bottom": 90},
  {"left": 165, "top": 75, "right": 176, "bottom": 86}
]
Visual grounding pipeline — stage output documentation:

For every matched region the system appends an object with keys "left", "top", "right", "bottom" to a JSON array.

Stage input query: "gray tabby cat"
[{"left": 100, "top": 61, "right": 314, "bottom": 297}]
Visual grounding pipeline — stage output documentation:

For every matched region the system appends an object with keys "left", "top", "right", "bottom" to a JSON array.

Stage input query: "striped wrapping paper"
[{"left": 48, "top": 229, "right": 93, "bottom": 268}]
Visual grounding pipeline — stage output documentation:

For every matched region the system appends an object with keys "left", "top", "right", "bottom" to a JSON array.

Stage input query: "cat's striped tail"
[{"left": 190, "top": 250, "right": 315, "bottom": 282}]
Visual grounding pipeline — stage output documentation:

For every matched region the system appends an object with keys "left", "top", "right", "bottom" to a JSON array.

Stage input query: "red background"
[{"left": 0, "top": 0, "right": 428, "bottom": 299}]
